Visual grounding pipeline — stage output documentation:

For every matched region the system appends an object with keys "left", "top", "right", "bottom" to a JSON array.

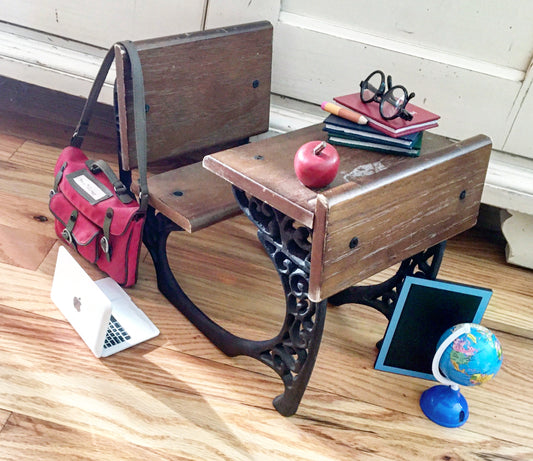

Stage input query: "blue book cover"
[{"left": 323, "top": 114, "right": 422, "bottom": 148}]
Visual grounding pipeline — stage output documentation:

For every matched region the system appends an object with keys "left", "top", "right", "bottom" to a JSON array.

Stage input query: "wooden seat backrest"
[{"left": 114, "top": 21, "right": 272, "bottom": 170}]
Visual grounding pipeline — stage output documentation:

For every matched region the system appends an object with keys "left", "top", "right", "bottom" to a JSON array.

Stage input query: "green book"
[{"left": 328, "top": 132, "right": 423, "bottom": 157}]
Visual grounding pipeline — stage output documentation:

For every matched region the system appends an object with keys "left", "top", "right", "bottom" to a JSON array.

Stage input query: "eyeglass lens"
[
  {"left": 361, "top": 72, "right": 383, "bottom": 102},
  {"left": 381, "top": 87, "right": 407, "bottom": 119}
]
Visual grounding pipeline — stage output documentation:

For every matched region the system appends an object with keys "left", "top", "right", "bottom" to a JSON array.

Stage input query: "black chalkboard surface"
[{"left": 374, "top": 276, "right": 492, "bottom": 380}]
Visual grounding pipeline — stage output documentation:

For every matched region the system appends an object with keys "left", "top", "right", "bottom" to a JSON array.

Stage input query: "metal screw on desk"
[
  {"left": 349, "top": 237, "right": 359, "bottom": 249},
  {"left": 459, "top": 190, "right": 466, "bottom": 200},
  {"left": 254, "top": 155, "right": 264, "bottom": 160},
  {"left": 252, "top": 79, "right": 260, "bottom": 88},
  {"left": 173, "top": 190, "right": 184, "bottom": 197}
]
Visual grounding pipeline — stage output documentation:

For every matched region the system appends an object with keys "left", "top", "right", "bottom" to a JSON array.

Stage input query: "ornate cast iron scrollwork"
[
  {"left": 233, "top": 187, "right": 311, "bottom": 271},
  {"left": 142, "top": 190, "right": 326, "bottom": 416},
  {"left": 233, "top": 187, "right": 327, "bottom": 415}
]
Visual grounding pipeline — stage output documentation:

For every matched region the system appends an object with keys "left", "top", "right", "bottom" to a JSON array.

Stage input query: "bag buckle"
[
  {"left": 100, "top": 236, "right": 110, "bottom": 255},
  {"left": 61, "top": 228, "right": 73, "bottom": 244},
  {"left": 62, "top": 209, "right": 78, "bottom": 246},
  {"left": 139, "top": 190, "right": 149, "bottom": 212},
  {"left": 101, "top": 207, "right": 114, "bottom": 262},
  {"left": 88, "top": 162, "right": 102, "bottom": 174},
  {"left": 114, "top": 183, "right": 128, "bottom": 196}
]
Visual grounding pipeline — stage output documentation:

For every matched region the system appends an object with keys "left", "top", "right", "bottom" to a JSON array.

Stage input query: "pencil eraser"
[{"left": 321, "top": 102, "right": 327, "bottom": 110}]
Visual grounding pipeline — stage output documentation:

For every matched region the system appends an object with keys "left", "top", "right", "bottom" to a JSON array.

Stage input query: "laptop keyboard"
[{"left": 103, "top": 315, "right": 131, "bottom": 349}]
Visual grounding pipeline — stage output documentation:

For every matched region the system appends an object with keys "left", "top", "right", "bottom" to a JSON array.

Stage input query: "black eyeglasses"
[{"left": 359, "top": 70, "right": 415, "bottom": 121}]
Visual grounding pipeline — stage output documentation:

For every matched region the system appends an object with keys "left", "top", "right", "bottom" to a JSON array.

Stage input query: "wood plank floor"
[{"left": 1, "top": 97, "right": 532, "bottom": 460}]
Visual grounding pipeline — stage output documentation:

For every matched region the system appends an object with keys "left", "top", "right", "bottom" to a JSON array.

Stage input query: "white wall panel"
[
  {"left": 272, "top": 21, "right": 520, "bottom": 150},
  {"left": 205, "top": 0, "right": 280, "bottom": 29},
  {"left": 282, "top": 0, "right": 533, "bottom": 71},
  {"left": 0, "top": 23, "right": 114, "bottom": 102},
  {"left": 0, "top": 0, "right": 206, "bottom": 47}
]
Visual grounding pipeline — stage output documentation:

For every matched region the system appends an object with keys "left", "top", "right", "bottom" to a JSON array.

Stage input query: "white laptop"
[{"left": 51, "top": 246, "right": 159, "bottom": 357}]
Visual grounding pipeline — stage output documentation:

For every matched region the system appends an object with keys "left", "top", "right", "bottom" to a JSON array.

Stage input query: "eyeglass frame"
[{"left": 359, "top": 70, "right": 416, "bottom": 121}]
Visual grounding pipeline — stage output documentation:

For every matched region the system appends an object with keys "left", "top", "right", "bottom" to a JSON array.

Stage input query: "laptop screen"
[{"left": 51, "top": 246, "right": 111, "bottom": 356}]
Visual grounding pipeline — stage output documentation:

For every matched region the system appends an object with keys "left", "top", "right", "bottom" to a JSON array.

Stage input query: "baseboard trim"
[{"left": 0, "top": 21, "right": 114, "bottom": 104}]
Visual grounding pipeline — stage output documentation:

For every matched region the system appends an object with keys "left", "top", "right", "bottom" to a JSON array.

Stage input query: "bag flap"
[
  {"left": 55, "top": 146, "right": 141, "bottom": 236},
  {"left": 49, "top": 192, "right": 100, "bottom": 245}
]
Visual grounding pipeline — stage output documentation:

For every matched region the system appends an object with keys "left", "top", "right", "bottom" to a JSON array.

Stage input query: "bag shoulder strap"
[{"left": 70, "top": 41, "right": 149, "bottom": 213}]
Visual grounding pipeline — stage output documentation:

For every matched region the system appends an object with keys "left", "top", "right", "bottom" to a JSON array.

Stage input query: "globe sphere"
[{"left": 437, "top": 323, "right": 502, "bottom": 387}]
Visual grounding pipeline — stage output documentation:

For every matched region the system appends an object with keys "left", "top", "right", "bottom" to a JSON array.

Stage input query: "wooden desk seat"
[
  {"left": 136, "top": 163, "right": 240, "bottom": 233},
  {"left": 116, "top": 21, "right": 272, "bottom": 232}
]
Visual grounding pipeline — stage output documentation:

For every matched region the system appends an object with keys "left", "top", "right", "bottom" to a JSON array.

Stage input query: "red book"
[{"left": 334, "top": 93, "right": 440, "bottom": 138}]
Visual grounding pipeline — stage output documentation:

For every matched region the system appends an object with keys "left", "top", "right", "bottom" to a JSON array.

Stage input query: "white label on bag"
[
  {"left": 66, "top": 169, "right": 113, "bottom": 205},
  {"left": 73, "top": 174, "right": 108, "bottom": 201}
]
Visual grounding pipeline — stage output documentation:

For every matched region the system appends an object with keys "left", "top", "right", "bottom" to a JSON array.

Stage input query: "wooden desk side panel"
[
  {"left": 309, "top": 137, "right": 492, "bottom": 302},
  {"left": 118, "top": 22, "right": 272, "bottom": 170}
]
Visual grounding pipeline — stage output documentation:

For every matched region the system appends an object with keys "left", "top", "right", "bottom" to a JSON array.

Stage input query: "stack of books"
[{"left": 323, "top": 93, "right": 440, "bottom": 157}]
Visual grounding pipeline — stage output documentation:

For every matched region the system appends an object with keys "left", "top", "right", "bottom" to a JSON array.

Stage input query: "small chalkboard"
[{"left": 374, "top": 276, "right": 492, "bottom": 381}]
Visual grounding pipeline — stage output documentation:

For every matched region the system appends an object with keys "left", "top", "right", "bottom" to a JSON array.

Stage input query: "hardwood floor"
[{"left": 0, "top": 86, "right": 532, "bottom": 460}]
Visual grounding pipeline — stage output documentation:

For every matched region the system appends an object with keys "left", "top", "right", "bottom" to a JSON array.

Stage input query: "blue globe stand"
[
  {"left": 420, "top": 385, "right": 469, "bottom": 427},
  {"left": 419, "top": 324, "right": 476, "bottom": 427},
  {"left": 420, "top": 324, "right": 502, "bottom": 428}
]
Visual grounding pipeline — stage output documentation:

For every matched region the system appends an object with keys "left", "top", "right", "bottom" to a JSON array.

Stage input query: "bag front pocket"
[{"left": 49, "top": 191, "right": 101, "bottom": 263}]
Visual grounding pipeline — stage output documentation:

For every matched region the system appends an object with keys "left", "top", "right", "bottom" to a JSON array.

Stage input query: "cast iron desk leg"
[{"left": 143, "top": 199, "right": 326, "bottom": 417}]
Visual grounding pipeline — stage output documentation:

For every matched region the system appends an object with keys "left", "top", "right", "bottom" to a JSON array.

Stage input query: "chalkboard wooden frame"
[{"left": 374, "top": 276, "right": 492, "bottom": 381}]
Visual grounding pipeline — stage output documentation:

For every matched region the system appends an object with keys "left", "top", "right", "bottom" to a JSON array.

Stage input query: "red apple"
[{"left": 294, "top": 140, "right": 340, "bottom": 188}]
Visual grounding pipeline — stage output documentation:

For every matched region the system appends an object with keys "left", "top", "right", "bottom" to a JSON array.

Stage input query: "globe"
[
  {"left": 420, "top": 323, "right": 503, "bottom": 427},
  {"left": 437, "top": 323, "right": 503, "bottom": 387}
]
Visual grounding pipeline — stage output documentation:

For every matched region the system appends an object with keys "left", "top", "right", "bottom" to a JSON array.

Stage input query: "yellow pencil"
[{"left": 321, "top": 101, "right": 368, "bottom": 125}]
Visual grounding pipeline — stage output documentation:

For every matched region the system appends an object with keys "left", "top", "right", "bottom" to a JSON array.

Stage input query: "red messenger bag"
[{"left": 49, "top": 41, "right": 148, "bottom": 287}]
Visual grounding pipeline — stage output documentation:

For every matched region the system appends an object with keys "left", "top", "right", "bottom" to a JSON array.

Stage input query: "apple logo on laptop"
[{"left": 73, "top": 296, "right": 82, "bottom": 312}]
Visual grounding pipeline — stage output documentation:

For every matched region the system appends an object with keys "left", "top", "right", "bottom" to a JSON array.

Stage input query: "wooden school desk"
[{"left": 200, "top": 124, "right": 491, "bottom": 416}]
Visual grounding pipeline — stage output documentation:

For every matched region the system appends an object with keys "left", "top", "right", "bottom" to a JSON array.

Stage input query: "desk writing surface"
[
  {"left": 204, "top": 125, "right": 322, "bottom": 228},
  {"left": 204, "top": 124, "right": 492, "bottom": 301},
  {"left": 204, "top": 124, "right": 464, "bottom": 228}
]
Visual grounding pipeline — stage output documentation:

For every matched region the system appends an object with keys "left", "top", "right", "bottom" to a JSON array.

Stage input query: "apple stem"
[{"left": 313, "top": 141, "right": 327, "bottom": 156}]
